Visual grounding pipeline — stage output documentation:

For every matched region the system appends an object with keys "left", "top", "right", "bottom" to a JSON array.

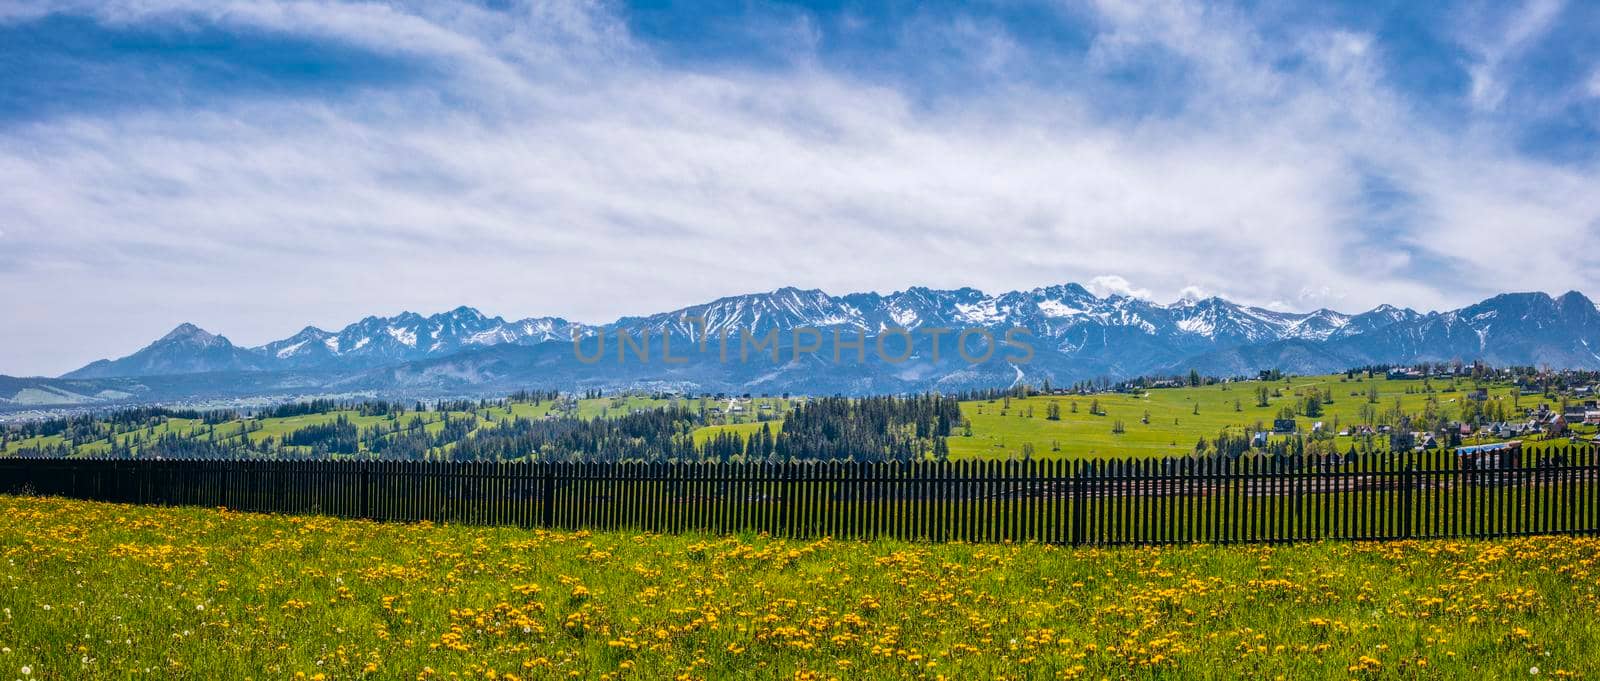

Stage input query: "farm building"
[{"left": 1456, "top": 441, "right": 1522, "bottom": 469}]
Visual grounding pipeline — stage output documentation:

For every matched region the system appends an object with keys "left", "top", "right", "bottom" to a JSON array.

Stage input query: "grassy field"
[
  {"left": 950, "top": 375, "right": 1583, "bottom": 460},
  {"left": 0, "top": 397, "right": 792, "bottom": 459},
  {"left": 2, "top": 376, "right": 1589, "bottom": 462},
  {"left": 1, "top": 496, "right": 1597, "bottom": 679},
  {"left": 691, "top": 419, "right": 783, "bottom": 445}
]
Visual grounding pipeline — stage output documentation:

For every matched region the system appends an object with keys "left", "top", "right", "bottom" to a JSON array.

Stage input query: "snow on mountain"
[{"left": 57, "top": 287, "right": 1600, "bottom": 390}]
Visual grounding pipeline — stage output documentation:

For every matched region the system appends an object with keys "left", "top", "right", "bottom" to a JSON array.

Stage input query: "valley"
[{"left": 7, "top": 372, "right": 1595, "bottom": 462}]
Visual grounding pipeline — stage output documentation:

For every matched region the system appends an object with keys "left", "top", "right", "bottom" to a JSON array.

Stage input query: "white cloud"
[
  {"left": 1460, "top": 0, "right": 1566, "bottom": 111},
  {"left": 0, "top": 0, "right": 1597, "bottom": 375},
  {"left": 1086, "top": 275, "right": 1154, "bottom": 300}
]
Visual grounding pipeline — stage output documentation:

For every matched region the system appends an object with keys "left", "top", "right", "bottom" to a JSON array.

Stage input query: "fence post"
[
  {"left": 1071, "top": 461, "right": 1085, "bottom": 546},
  {"left": 1401, "top": 452, "right": 1414, "bottom": 539},
  {"left": 541, "top": 464, "right": 556, "bottom": 528},
  {"left": 360, "top": 463, "right": 371, "bottom": 520}
]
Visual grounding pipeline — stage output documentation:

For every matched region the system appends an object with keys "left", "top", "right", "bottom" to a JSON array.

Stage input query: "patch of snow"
[
  {"left": 890, "top": 307, "right": 920, "bottom": 327},
  {"left": 1036, "top": 300, "right": 1086, "bottom": 318},
  {"left": 467, "top": 326, "right": 514, "bottom": 346},
  {"left": 1176, "top": 317, "right": 1215, "bottom": 336},
  {"left": 275, "top": 340, "right": 309, "bottom": 358},
  {"left": 954, "top": 299, "right": 1004, "bottom": 324},
  {"left": 386, "top": 326, "right": 418, "bottom": 347}
]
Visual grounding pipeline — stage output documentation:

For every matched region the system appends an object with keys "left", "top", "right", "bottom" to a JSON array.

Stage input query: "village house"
[{"left": 1457, "top": 440, "right": 1523, "bottom": 468}]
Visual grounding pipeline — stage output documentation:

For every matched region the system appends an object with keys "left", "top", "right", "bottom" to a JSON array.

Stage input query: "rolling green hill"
[
  {"left": 951, "top": 374, "right": 1585, "bottom": 460},
  {"left": 3, "top": 376, "right": 1590, "bottom": 461}
]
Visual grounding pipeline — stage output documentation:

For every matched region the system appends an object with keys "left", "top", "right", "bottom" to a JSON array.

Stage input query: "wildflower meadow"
[{"left": 1, "top": 495, "right": 1597, "bottom": 679}]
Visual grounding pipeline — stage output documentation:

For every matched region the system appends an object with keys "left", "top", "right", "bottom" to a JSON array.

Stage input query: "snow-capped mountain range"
[
  {"left": 14, "top": 285, "right": 1599, "bottom": 406},
  {"left": 66, "top": 307, "right": 580, "bottom": 378}
]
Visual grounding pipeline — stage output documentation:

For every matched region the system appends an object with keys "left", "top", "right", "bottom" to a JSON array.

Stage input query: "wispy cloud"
[
  {"left": 0, "top": 0, "right": 1597, "bottom": 375},
  {"left": 1461, "top": 0, "right": 1566, "bottom": 111}
]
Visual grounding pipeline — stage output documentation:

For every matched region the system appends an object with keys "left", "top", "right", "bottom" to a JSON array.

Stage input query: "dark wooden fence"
[{"left": 2, "top": 446, "right": 1597, "bottom": 545}]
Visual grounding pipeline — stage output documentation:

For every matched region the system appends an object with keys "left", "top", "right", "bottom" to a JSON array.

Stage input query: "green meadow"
[
  {"left": 3, "top": 495, "right": 1599, "bottom": 679},
  {"left": 948, "top": 374, "right": 1581, "bottom": 460},
  {"left": 2, "top": 375, "right": 1588, "bottom": 462}
]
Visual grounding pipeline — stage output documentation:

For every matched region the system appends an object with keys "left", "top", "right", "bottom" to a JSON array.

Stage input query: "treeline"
[
  {"left": 5, "top": 394, "right": 965, "bottom": 464},
  {"left": 283, "top": 415, "right": 360, "bottom": 453},
  {"left": 777, "top": 395, "right": 959, "bottom": 462},
  {"left": 436, "top": 395, "right": 960, "bottom": 463},
  {"left": 447, "top": 407, "right": 700, "bottom": 463},
  {"left": 261, "top": 400, "right": 402, "bottom": 419},
  {"left": 3, "top": 405, "right": 240, "bottom": 448}
]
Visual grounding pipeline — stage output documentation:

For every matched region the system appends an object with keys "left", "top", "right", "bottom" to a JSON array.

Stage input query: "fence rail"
[{"left": 2, "top": 447, "right": 1597, "bottom": 546}]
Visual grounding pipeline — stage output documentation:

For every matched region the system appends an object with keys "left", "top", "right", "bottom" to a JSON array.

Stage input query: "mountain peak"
[
  {"left": 1033, "top": 283, "right": 1094, "bottom": 299},
  {"left": 52, "top": 287, "right": 1600, "bottom": 387},
  {"left": 1557, "top": 290, "right": 1594, "bottom": 309},
  {"left": 159, "top": 323, "right": 220, "bottom": 345},
  {"left": 61, "top": 321, "right": 260, "bottom": 379},
  {"left": 443, "top": 305, "right": 484, "bottom": 318},
  {"left": 768, "top": 286, "right": 825, "bottom": 299}
]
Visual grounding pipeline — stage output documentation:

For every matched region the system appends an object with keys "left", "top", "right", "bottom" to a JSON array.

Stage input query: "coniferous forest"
[{"left": 1, "top": 394, "right": 962, "bottom": 464}]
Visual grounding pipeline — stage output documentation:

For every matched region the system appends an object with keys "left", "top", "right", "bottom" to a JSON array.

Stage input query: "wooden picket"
[{"left": 1, "top": 446, "right": 1597, "bottom": 545}]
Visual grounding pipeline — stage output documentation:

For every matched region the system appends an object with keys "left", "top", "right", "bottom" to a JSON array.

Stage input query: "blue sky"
[{"left": 1, "top": 0, "right": 1598, "bottom": 376}]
